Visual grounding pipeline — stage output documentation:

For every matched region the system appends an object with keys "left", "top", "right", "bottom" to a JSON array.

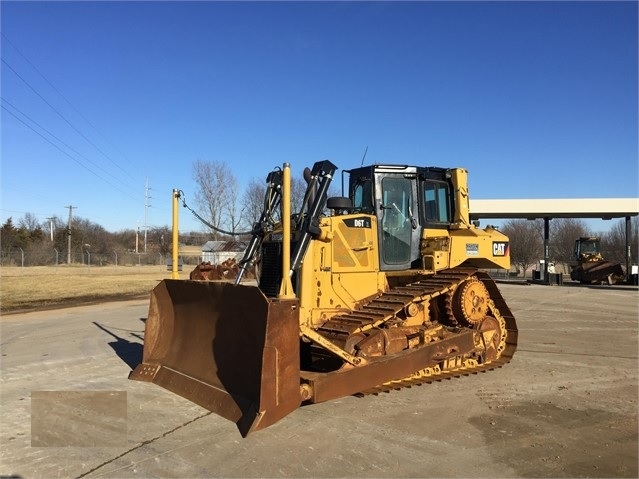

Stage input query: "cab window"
[
  {"left": 423, "top": 181, "right": 450, "bottom": 223},
  {"left": 352, "top": 180, "right": 373, "bottom": 213}
]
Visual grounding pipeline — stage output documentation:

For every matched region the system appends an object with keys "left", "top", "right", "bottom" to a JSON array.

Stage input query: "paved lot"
[{"left": 1, "top": 282, "right": 637, "bottom": 478}]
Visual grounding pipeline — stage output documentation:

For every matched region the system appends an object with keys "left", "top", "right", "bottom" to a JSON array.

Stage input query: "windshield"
[{"left": 580, "top": 240, "right": 600, "bottom": 255}]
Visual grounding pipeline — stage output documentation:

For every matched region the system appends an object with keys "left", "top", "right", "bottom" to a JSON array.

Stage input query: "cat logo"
[{"left": 493, "top": 242, "right": 509, "bottom": 256}]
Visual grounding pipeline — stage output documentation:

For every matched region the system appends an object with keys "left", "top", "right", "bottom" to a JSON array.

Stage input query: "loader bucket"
[
  {"left": 129, "top": 280, "right": 301, "bottom": 436},
  {"left": 571, "top": 261, "right": 625, "bottom": 284}
]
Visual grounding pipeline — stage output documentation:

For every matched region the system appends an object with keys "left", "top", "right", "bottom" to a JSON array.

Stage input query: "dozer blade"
[{"left": 129, "top": 280, "right": 301, "bottom": 436}]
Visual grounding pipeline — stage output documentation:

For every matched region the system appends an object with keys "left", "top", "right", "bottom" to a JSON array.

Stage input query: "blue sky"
[{"left": 1, "top": 1, "right": 637, "bottom": 234}]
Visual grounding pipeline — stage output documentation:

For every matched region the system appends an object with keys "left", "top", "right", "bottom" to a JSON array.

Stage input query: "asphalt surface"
[{"left": 0, "top": 282, "right": 637, "bottom": 478}]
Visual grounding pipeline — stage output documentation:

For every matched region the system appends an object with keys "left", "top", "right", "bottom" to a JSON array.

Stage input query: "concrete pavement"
[{"left": 1, "top": 283, "right": 637, "bottom": 478}]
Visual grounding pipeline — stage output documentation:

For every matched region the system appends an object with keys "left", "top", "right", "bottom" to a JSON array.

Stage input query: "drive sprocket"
[{"left": 450, "top": 277, "right": 490, "bottom": 325}]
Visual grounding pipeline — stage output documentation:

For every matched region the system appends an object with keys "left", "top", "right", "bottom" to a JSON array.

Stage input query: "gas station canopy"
[{"left": 469, "top": 198, "right": 639, "bottom": 220}]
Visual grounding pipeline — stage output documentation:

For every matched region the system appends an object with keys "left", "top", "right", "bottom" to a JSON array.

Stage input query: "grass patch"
[{"left": 0, "top": 265, "right": 176, "bottom": 313}]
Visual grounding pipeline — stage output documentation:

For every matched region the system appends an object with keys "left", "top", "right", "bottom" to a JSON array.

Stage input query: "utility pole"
[
  {"left": 65, "top": 205, "right": 76, "bottom": 264},
  {"left": 144, "top": 177, "right": 151, "bottom": 253},
  {"left": 46, "top": 217, "right": 54, "bottom": 242},
  {"left": 135, "top": 220, "right": 139, "bottom": 254}
]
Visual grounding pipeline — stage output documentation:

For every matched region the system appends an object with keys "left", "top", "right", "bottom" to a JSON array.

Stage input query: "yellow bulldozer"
[{"left": 130, "top": 160, "right": 518, "bottom": 436}]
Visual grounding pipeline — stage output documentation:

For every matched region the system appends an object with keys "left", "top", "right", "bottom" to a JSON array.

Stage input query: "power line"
[
  {"left": 2, "top": 97, "right": 139, "bottom": 195},
  {"left": 2, "top": 58, "right": 139, "bottom": 191},
  {"left": 1, "top": 33, "right": 139, "bottom": 183},
  {"left": 2, "top": 182, "right": 55, "bottom": 202},
  {"left": 1, "top": 104, "right": 141, "bottom": 202},
  {"left": 0, "top": 208, "right": 56, "bottom": 217}
]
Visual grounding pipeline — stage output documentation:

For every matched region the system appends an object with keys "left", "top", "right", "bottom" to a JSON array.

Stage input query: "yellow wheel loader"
[
  {"left": 570, "top": 236, "right": 625, "bottom": 284},
  {"left": 130, "top": 160, "right": 518, "bottom": 436}
]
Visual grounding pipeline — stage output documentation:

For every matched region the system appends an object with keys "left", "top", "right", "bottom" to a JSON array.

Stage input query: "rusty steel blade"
[{"left": 129, "top": 280, "right": 301, "bottom": 436}]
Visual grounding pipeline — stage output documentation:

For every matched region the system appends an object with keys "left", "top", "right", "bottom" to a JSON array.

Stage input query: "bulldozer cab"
[
  {"left": 346, "top": 165, "right": 453, "bottom": 271},
  {"left": 574, "top": 237, "right": 602, "bottom": 261}
]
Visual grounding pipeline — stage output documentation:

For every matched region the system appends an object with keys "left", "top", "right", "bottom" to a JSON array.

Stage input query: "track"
[{"left": 313, "top": 267, "right": 518, "bottom": 395}]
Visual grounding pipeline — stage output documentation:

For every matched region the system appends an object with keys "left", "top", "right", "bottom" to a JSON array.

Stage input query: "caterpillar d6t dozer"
[{"left": 130, "top": 160, "right": 518, "bottom": 436}]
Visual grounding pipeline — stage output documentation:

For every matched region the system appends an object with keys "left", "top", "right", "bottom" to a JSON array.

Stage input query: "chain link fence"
[{"left": 0, "top": 250, "right": 203, "bottom": 268}]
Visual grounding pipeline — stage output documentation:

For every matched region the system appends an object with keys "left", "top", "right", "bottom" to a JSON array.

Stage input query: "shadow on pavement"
[{"left": 93, "top": 322, "right": 143, "bottom": 370}]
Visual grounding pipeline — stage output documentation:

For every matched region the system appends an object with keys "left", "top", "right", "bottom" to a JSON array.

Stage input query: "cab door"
[{"left": 377, "top": 175, "right": 419, "bottom": 270}]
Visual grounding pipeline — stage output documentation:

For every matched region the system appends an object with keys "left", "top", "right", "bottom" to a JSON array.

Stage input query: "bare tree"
[
  {"left": 19, "top": 212, "right": 41, "bottom": 233},
  {"left": 602, "top": 217, "right": 638, "bottom": 265},
  {"left": 192, "top": 159, "right": 236, "bottom": 239},
  {"left": 145, "top": 226, "right": 171, "bottom": 255},
  {"left": 71, "top": 217, "right": 110, "bottom": 254},
  {"left": 224, "top": 173, "right": 246, "bottom": 235},
  {"left": 112, "top": 229, "right": 137, "bottom": 254},
  {"left": 549, "top": 218, "right": 591, "bottom": 263},
  {"left": 242, "top": 178, "right": 267, "bottom": 229},
  {"left": 500, "top": 219, "right": 544, "bottom": 277}
]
